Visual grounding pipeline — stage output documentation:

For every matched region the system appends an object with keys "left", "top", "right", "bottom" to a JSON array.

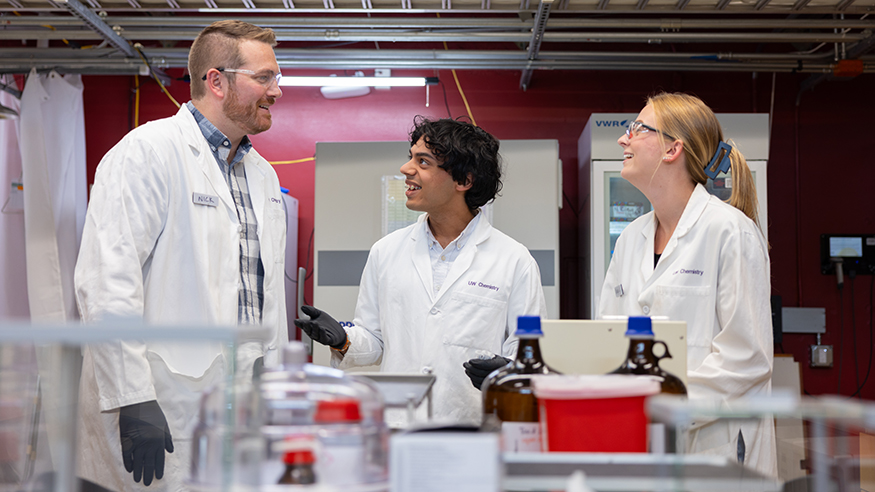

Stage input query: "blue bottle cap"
[
  {"left": 626, "top": 316, "right": 654, "bottom": 337},
  {"left": 516, "top": 315, "right": 543, "bottom": 336}
]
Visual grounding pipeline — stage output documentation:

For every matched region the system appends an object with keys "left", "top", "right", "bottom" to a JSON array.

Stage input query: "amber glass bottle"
[
  {"left": 482, "top": 315, "right": 559, "bottom": 452},
  {"left": 277, "top": 448, "right": 317, "bottom": 485},
  {"left": 610, "top": 316, "right": 686, "bottom": 395}
]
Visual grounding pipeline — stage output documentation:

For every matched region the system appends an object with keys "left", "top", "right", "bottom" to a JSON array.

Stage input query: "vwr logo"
[
  {"left": 339, "top": 321, "right": 355, "bottom": 328},
  {"left": 595, "top": 119, "right": 629, "bottom": 128}
]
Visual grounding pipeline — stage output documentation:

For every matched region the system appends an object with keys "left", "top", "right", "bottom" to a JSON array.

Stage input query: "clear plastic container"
[
  {"left": 188, "top": 342, "right": 389, "bottom": 491},
  {"left": 189, "top": 375, "right": 265, "bottom": 491},
  {"left": 0, "top": 370, "right": 39, "bottom": 490}
]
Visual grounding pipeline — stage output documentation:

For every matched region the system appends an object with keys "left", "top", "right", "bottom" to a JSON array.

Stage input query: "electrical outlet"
[{"left": 810, "top": 345, "right": 833, "bottom": 367}]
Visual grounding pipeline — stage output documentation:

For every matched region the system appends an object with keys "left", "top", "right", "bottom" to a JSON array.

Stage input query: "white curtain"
[{"left": 19, "top": 69, "right": 87, "bottom": 322}]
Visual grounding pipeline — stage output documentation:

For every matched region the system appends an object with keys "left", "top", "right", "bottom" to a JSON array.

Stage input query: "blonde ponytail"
[
  {"left": 648, "top": 92, "right": 761, "bottom": 227},
  {"left": 725, "top": 141, "right": 759, "bottom": 226}
]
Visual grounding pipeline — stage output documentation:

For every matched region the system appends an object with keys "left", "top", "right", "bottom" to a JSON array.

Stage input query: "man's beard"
[{"left": 223, "top": 87, "right": 273, "bottom": 135}]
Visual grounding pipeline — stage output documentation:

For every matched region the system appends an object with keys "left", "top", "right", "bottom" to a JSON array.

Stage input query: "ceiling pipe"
[
  {"left": 5, "top": 14, "right": 875, "bottom": 30},
  {"left": 1, "top": 28, "right": 866, "bottom": 44},
  {"left": 0, "top": 52, "right": 866, "bottom": 73}
]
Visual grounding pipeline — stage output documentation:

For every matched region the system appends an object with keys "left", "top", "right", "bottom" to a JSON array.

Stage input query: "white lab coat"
[
  {"left": 333, "top": 213, "right": 547, "bottom": 426},
  {"left": 19, "top": 69, "right": 87, "bottom": 322},
  {"left": 598, "top": 184, "right": 776, "bottom": 477},
  {"left": 19, "top": 69, "right": 87, "bottom": 472},
  {"left": 0, "top": 76, "right": 28, "bottom": 318},
  {"left": 74, "top": 105, "right": 289, "bottom": 492}
]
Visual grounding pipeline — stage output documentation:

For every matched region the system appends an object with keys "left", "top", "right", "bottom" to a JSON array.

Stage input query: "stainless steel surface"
[
  {"left": 502, "top": 452, "right": 782, "bottom": 491},
  {"left": 350, "top": 372, "right": 436, "bottom": 410}
]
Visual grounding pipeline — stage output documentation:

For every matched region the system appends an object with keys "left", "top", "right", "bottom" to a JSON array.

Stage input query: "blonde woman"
[{"left": 598, "top": 92, "right": 776, "bottom": 477}]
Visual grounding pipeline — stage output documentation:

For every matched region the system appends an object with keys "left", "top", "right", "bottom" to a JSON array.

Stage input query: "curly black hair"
[{"left": 409, "top": 116, "right": 503, "bottom": 212}]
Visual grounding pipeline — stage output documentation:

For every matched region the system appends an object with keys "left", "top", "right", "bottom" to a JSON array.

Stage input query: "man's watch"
[{"left": 331, "top": 337, "right": 351, "bottom": 356}]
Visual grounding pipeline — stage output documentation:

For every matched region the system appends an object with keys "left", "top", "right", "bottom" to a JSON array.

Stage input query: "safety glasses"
[
  {"left": 202, "top": 68, "right": 282, "bottom": 88},
  {"left": 625, "top": 120, "right": 676, "bottom": 141}
]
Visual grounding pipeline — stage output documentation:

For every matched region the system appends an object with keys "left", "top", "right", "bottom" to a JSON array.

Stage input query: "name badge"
[{"left": 192, "top": 193, "right": 218, "bottom": 207}]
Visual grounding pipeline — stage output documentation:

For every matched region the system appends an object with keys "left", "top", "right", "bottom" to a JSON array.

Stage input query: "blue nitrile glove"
[
  {"left": 294, "top": 305, "right": 348, "bottom": 350},
  {"left": 463, "top": 355, "right": 511, "bottom": 390},
  {"left": 118, "top": 400, "right": 173, "bottom": 486}
]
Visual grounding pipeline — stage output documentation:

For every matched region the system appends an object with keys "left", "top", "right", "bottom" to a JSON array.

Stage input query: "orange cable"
[
  {"left": 437, "top": 14, "right": 477, "bottom": 126},
  {"left": 134, "top": 74, "right": 140, "bottom": 128},
  {"left": 269, "top": 157, "right": 315, "bottom": 165}
]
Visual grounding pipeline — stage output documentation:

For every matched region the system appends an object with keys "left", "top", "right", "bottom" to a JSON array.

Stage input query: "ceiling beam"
[
  {"left": 792, "top": 0, "right": 811, "bottom": 9},
  {"left": 520, "top": 0, "right": 552, "bottom": 90},
  {"left": 58, "top": 0, "right": 174, "bottom": 84},
  {"left": 58, "top": 0, "right": 137, "bottom": 57}
]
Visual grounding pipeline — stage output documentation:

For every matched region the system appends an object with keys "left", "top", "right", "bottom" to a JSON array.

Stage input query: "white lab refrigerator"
[
  {"left": 578, "top": 113, "right": 769, "bottom": 319},
  {"left": 282, "top": 192, "right": 299, "bottom": 342}
]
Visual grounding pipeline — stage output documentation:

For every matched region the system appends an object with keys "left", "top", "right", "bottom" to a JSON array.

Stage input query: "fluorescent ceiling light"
[{"left": 280, "top": 76, "right": 438, "bottom": 88}]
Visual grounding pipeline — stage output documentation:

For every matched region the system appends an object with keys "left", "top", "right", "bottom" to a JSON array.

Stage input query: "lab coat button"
[
  {"left": 430, "top": 308, "right": 439, "bottom": 315},
  {"left": 642, "top": 306, "right": 651, "bottom": 315},
  {"left": 421, "top": 366, "right": 433, "bottom": 374}
]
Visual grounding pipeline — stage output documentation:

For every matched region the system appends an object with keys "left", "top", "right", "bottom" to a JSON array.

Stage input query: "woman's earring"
[{"left": 662, "top": 156, "right": 669, "bottom": 161}]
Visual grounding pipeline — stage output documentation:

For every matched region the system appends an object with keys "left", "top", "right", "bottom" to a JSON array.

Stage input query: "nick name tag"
[{"left": 192, "top": 193, "right": 218, "bottom": 207}]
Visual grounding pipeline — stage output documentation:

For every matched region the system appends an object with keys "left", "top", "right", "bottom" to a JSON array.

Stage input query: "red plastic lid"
[
  {"left": 315, "top": 398, "right": 362, "bottom": 423},
  {"left": 282, "top": 449, "right": 315, "bottom": 465}
]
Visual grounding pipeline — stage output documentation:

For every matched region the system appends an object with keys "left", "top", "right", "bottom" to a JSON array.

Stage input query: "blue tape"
[{"left": 704, "top": 141, "right": 733, "bottom": 179}]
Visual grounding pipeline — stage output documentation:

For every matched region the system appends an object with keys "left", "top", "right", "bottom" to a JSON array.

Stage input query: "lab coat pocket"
[
  {"left": 443, "top": 292, "right": 507, "bottom": 351},
  {"left": 653, "top": 285, "right": 713, "bottom": 347},
  {"left": 146, "top": 350, "right": 226, "bottom": 440}
]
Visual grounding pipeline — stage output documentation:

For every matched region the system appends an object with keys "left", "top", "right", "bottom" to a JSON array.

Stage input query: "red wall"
[{"left": 82, "top": 67, "right": 875, "bottom": 399}]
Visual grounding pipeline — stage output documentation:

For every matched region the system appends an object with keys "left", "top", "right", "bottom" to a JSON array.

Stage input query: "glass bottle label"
[{"left": 501, "top": 422, "right": 541, "bottom": 452}]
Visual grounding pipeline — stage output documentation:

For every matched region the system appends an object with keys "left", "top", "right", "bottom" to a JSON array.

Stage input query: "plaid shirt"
[{"left": 187, "top": 102, "right": 264, "bottom": 325}]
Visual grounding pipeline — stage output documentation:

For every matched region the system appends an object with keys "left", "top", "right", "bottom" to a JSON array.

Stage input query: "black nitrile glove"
[
  {"left": 294, "top": 305, "right": 348, "bottom": 349},
  {"left": 463, "top": 355, "right": 511, "bottom": 390},
  {"left": 118, "top": 400, "right": 173, "bottom": 486}
]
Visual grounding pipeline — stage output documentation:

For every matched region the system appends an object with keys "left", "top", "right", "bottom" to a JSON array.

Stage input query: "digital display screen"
[{"left": 829, "top": 236, "right": 863, "bottom": 257}]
